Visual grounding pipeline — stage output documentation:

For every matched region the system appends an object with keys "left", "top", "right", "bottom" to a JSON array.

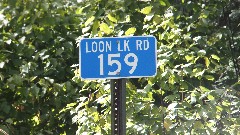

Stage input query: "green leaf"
[
  {"left": 185, "top": 55, "right": 194, "bottom": 62},
  {"left": 0, "top": 73, "right": 4, "bottom": 81},
  {"left": 153, "top": 15, "right": 161, "bottom": 24},
  {"left": 199, "top": 86, "right": 210, "bottom": 92},
  {"left": 92, "top": 20, "right": 100, "bottom": 35},
  {"left": 56, "top": 48, "right": 64, "bottom": 56},
  {"left": 85, "top": 16, "right": 95, "bottom": 26},
  {"left": 201, "top": 10, "right": 210, "bottom": 18},
  {"left": 76, "top": 7, "right": 84, "bottom": 14},
  {"left": 32, "top": 115, "right": 40, "bottom": 125},
  {"left": 204, "top": 57, "right": 210, "bottom": 68},
  {"left": 5, "top": 118, "right": 13, "bottom": 124},
  {"left": 125, "top": 27, "right": 136, "bottom": 35},
  {"left": 41, "top": 3, "right": 49, "bottom": 11},
  {"left": 25, "top": 25, "right": 32, "bottom": 34},
  {"left": 18, "top": 36, "right": 26, "bottom": 44},
  {"left": 164, "top": 118, "right": 172, "bottom": 131},
  {"left": 12, "top": 75, "right": 23, "bottom": 86},
  {"left": 144, "top": 84, "right": 151, "bottom": 92},
  {"left": 211, "top": 54, "right": 220, "bottom": 61},
  {"left": 192, "top": 68, "right": 205, "bottom": 77},
  {"left": 1, "top": 102, "right": 10, "bottom": 113},
  {"left": 180, "top": 81, "right": 188, "bottom": 89},
  {"left": 159, "top": 1, "right": 166, "bottom": 6},
  {"left": 194, "top": 121, "right": 203, "bottom": 129},
  {"left": 140, "top": 6, "right": 152, "bottom": 14},
  {"left": 168, "top": 75, "right": 175, "bottom": 84},
  {"left": 107, "top": 14, "right": 117, "bottom": 23},
  {"left": 216, "top": 105, "right": 223, "bottom": 112},
  {"left": 31, "top": 85, "right": 40, "bottom": 97},
  {"left": 204, "top": 75, "right": 214, "bottom": 81},
  {"left": 207, "top": 94, "right": 215, "bottom": 100},
  {"left": 222, "top": 101, "right": 230, "bottom": 106},
  {"left": 190, "top": 92, "right": 196, "bottom": 104},
  {"left": 100, "top": 23, "right": 112, "bottom": 35}
]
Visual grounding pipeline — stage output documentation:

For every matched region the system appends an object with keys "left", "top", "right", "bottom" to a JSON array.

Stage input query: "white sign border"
[{"left": 79, "top": 35, "right": 157, "bottom": 80}]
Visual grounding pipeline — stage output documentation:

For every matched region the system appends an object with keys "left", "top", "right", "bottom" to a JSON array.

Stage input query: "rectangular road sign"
[{"left": 79, "top": 36, "right": 157, "bottom": 79}]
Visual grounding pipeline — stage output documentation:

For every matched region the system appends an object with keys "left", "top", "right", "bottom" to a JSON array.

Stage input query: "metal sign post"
[{"left": 111, "top": 79, "right": 126, "bottom": 135}]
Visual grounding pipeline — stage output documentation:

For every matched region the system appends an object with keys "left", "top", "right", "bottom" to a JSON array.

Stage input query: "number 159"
[{"left": 98, "top": 53, "right": 138, "bottom": 75}]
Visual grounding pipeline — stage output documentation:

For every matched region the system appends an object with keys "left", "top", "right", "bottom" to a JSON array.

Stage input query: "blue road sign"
[{"left": 79, "top": 36, "right": 157, "bottom": 79}]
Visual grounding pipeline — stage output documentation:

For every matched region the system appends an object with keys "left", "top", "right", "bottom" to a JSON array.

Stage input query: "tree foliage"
[
  {"left": 0, "top": 0, "right": 240, "bottom": 135},
  {"left": 0, "top": 0, "right": 80, "bottom": 134}
]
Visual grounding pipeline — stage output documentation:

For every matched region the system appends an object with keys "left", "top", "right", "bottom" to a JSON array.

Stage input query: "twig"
[{"left": 0, "top": 128, "right": 9, "bottom": 135}]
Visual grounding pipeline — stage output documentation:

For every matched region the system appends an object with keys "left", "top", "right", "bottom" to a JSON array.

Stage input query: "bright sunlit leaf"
[
  {"left": 211, "top": 54, "right": 220, "bottom": 61},
  {"left": 85, "top": 16, "right": 95, "bottom": 26},
  {"left": 204, "top": 75, "right": 214, "bottom": 81},
  {"left": 107, "top": 14, "right": 117, "bottom": 23},
  {"left": 207, "top": 94, "right": 215, "bottom": 100},
  {"left": 185, "top": 55, "right": 194, "bottom": 62},
  {"left": 200, "top": 86, "right": 210, "bottom": 92},
  {"left": 140, "top": 6, "right": 152, "bottom": 14},
  {"left": 100, "top": 23, "right": 112, "bottom": 35},
  {"left": 204, "top": 57, "right": 210, "bottom": 68},
  {"left": 125, "top": 27, "right": 136, "bottom": 35},
  {"left": 159, "top": 1, "right": 166, "bottom": 6}
]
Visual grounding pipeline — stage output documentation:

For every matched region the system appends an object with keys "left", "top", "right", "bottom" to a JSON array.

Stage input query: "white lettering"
[
  {"left": 136, "top": 40, "right": 142, "bottom": 50},
  {"left": 124, "top": 40, "right": 130, "bottom": 51},
  {"left": 118, "top": 41, "right": 123, "bottom": 51},
  {"left": 86, "top": 42, "right": 91, "bottom": 53},
  {"left": 98, "top": 53, "right": 139, "bottom": 75},
  {"left": 124, "top": 53, "right": 138, "bottom": 74},
  {"left": 144, "top": 40, "right": 149, "bottom": 50},
  {"left": 99, "top": 41, "right": 104, "bottom": 52},
  {"left": 106, "top": 41, "right": 111, "bottom": 52},
  {"left": 92, "top": 41, "right": 97, "bottom": 52},
  {"left": 85, "top": 41, "right": 112, "bottom": 53}
]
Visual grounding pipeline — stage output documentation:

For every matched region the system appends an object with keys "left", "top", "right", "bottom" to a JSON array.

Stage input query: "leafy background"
[{"left": 0, "top": 0, "right": 239, "bottom": 135}]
